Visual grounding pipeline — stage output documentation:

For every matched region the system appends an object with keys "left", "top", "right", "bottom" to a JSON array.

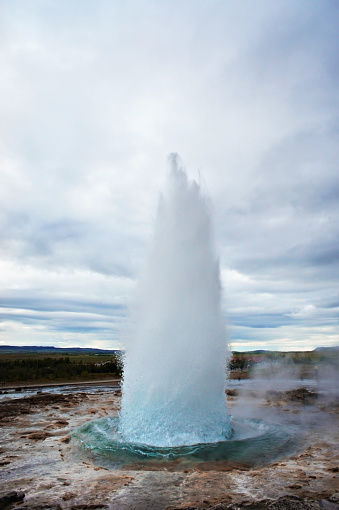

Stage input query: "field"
[
  {"left": 229, "top": 349, "right": 339, "bottom": 379},
  {"left": 1, "top": 347, "right": 338, "bottom": 387},
  {"left": 230, "top": 348, "right": 339, "bottom": 366},
  {"left": 0, "top": 352, "right": 122, "bottom": 386}
]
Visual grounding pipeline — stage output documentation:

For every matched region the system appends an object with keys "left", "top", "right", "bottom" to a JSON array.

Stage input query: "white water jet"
[{"left": 119, "top": 154, "right": 231, "bottom": 447}]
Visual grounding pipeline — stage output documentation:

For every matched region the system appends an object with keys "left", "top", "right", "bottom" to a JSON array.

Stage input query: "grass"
[{"left": 0, "top": 353, "right": 122, "bottom": 385}]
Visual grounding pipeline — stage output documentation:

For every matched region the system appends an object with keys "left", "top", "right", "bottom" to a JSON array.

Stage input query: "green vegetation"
[
  {"left": 230, "top": 349, "right": 339, "bottom": 368},
  {"left": 228, "top": 349, "right": 339, "bottom": 380},
  {"left": 0, "top": 346, "right": 338, "bottom": 385},
  {"left": 0, "top": 354, "right": 122, "bottom": 384}
]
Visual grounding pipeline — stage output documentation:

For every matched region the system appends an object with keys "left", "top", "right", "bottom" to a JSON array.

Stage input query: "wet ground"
[{"left": 0, "top": 377, "right": 338, "bottom": 509}]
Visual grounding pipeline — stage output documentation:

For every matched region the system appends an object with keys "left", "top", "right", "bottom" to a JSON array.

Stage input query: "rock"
[
  {"left": 226, "top": 389, "right": 238, "bottom": 397},
  {"left": 62, "top": 492, "right": 77, "bottom": 501},
  {"left": 195, "top": 460, "right": 250, "bottom": 472},
  {"left": 55, "top": 419, "right": 69, "bottom": 427},
  {"left": 171, "top": 507, "right": 199, "bottom": 510},
  {"left": 70, "top": 505, "right": 108, "bottom": 509},
  {"left": 30, "top": 505, "right": 62, "bottom": 509},
  {"left": 0, "top": 490, "right": 25, "bottom": 509},
  {"left": 286, "top": 388, "right": 318, "bottom": 403},
  {"left": 221, "top": 496, "right": 334, "bottom": 510},
  {"left": 265, "top": 388, "right": 318, "bottom": 406},
  {"left": 0, "top": 392, "right": 82, "bottom": 422},
  {"left": 320, "top": 501, "right": 339, "bottom": 510},
  {"left": 330, "top": 495, "right": 339, "bottom": 503},
  {"left": 26, "top": 431, "right": 51, "bottom": 441}
]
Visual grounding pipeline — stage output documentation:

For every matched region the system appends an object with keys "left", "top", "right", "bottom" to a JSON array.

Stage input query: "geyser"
[
  {"left": 119, "top": 154, "right": 232, "bottom": 447},
  {"left": 73, "top": 158, "right": 298, "bottom": 467}
]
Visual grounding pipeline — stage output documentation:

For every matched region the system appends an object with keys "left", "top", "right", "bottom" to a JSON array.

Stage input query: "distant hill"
[
  {"left": 314, "top": 346, "right": 339, "bottom": 351},
  {"left": 233, "top": 350, "right": 268, "bottom": 354},
  {"left": 1, "top": 345, "right": 338, "bottom": 356},
  {"left": 0, "top": 345, "right": 122, "bottom": 355}
]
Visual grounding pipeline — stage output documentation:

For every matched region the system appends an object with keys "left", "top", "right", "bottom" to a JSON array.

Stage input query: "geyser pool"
[
  {"left": 73, "top": 416, "right": 298, "bottom": 470},
  {"left": 119, "top": 155, "right": 231, "bottom": 447}
]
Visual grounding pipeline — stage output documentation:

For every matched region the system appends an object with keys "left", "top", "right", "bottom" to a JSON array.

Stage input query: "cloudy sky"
[{"left": 1, "top": 0, "right": 338, "bottom": 351}]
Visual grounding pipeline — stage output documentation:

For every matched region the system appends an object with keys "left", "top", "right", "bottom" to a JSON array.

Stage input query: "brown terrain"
[{"left": 0, "top": 378, "right": 338, "bottom": 510}]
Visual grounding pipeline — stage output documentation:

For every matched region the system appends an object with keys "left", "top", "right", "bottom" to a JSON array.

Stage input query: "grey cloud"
[
  {"left": 217, "top": 123, "right": 339, "bottom": 283},
  {"left": 0, "top": 0, "right": 338, "bottom": 350},
  {"left": 237, "top": 2, "right": 339, "bottom": 107},
  {"left": 0, "top": 295, "right": 125, "bottom": 315}
]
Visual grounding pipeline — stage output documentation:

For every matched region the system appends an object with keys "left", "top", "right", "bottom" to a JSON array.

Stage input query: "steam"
[{"left": 228, "top": 356, "right": 339, "bottom": 432}]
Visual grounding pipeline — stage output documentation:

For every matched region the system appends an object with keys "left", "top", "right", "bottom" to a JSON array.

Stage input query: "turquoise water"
[{"left": 72, "top": 416, "right": 298, "bottom": 470}]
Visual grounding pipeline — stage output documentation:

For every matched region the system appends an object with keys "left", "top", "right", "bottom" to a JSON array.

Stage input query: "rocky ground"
[{"left": 0, "top": 380, "right": 338, "bottom": 510}]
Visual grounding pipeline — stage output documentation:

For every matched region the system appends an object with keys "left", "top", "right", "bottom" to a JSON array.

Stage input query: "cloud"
[{"left": 0, "top": 0, "right": 338, "bottom": 350}]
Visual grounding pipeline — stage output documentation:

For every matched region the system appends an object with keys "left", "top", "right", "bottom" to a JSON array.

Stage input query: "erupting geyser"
[
  {"left": 74, "top": 156, "right": 295, "bottom": 466},
  {"left": 119, "top": 154, "right": 232, "bottom": 447}
]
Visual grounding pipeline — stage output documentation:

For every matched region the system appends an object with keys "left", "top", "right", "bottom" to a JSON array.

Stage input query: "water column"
[{"left": 119, "top": 155, "right": 231, "bottom": 447}]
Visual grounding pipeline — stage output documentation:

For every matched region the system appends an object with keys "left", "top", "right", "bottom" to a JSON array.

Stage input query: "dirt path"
[{"left": 1, "top": 378, "right": 121, "bottom": 391}]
